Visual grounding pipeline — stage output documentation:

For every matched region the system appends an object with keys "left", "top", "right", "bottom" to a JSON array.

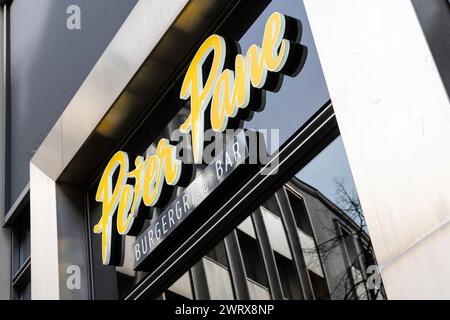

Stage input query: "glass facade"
[
  {"left": 151, "top": 135, "right": 386, "bottom": 301},
  {"left": 84, "top": 0, "right": 385, "bottom": 300},
  {"left": 87, "top": 128, "right": 386, "bottom": 300}
]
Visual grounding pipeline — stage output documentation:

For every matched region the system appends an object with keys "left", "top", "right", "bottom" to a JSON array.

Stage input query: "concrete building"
[{"left": 0, "top": 0, "right": 448, "bottom": 300}]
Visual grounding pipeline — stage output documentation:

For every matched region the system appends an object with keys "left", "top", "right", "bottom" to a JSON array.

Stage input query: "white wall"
[
  {"left": 30, "top": 163, "right": 60, "bottom": 300},
  {"left": 304, "top": 0, "right": 450, "bottom": 299}
]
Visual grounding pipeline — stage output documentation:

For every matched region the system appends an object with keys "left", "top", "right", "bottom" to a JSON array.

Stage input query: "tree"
[{"left": 305, "top": 178, "right": 386, "bottom": 300}]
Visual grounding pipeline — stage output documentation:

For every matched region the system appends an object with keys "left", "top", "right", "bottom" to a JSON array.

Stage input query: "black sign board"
[{"left": 133, "top": 130, "right": 262, "bottom": 270}]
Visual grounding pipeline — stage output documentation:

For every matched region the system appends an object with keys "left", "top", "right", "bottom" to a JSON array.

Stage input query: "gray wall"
[
  {"left": 7, "top": 0, "right": 138, "bottom": 208},
  {"left": 0, "top": 228, "right": 10, "bottom": 300},
  {"left": 412, "top": 0, "right": 450, "bottom": 96},
  {"left": 0, "top": 6, "right": 10, "bottom": 300},
  {"left": 301, "top": 191, "right": 350, "bottom": 299}
]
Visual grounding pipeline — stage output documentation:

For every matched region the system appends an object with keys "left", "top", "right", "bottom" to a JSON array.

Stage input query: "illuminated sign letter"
[
  {"left": 94, "top": 151, "right": 130, "bottom": 265},
  {"left": 184, "top": 12, "right": 298, "bottom": 162},
  {"left": 179, "top": 35, "right": 227, "bottom": 164},
  {"left": 94, "top": 140, "right": 182, "bottom": 265},
  {"left": 94, "top": 11, "right": 305, "bottom": 266}
]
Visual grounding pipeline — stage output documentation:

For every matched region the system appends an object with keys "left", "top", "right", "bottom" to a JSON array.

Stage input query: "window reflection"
[
  {"left": 275, "top": 253, "right": 302, "bottom": 300},
  {"left": 85, "top": 0, "right": 385, "bottom": 301},
  {"left": 296, "top": 136, "right": 359, "bottom": 218},
  {"left": 236, "top": 231, "right": 269, "bottom": 289},
  {"left": 243, "top": 0, "right": 330, "bottom": 146},
  {"left": 206, "top": 241, "right": 229, "bottom": 269},
  {"left": 286, "top": 191, "right": 314, "bottom": 237},
  {"left": 87, "top": 124, "right": 387, "bottom": 300},
  {"left": 156, "top": 135, "right": 386, "bottom": 301}
]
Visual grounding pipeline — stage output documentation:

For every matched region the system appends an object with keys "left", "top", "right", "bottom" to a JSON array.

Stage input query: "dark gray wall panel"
[
  {"left": 412, "top": 0, "right": 450, "bottom": 96},
  {"left": 0, "top": 228, "right": 10, "bottom": 299},
  {"left": 8, "top": 0, "right": 138, "bottom": 207}
]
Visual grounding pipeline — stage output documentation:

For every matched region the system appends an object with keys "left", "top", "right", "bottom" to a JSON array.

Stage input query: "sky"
[{"left": 296, "top": 136, "right": 360, "bottom": 213}]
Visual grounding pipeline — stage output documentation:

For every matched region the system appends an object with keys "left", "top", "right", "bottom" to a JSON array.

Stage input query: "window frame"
[
  {"left": 121, "top": 100, "right": 338, "bottom": 300},
  {"left": 83, "top": 0, "right": 340, "bottom": 301}
]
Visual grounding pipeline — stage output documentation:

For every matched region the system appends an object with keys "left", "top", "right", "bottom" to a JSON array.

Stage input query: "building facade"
[{"left": 0, "top": 0, "right": 448, "bottom": 300}]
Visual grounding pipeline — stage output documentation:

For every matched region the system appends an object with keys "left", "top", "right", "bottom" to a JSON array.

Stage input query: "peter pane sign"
[{"left": 93, "top": 12, "right": 306, "bottom": 269}]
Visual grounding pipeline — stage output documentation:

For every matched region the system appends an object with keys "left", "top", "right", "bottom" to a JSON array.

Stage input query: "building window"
[
  {"left": 150, "top": 131, "right": 386, "bottom": 300},
  {"left": 236, "top": 230, "right": 269, "bottom": 289},
  {"left": 8, "top": 198, "right": 31, "bottom": 300},
  {"left": 338, "top": 225, "right": 368, "bottom": 300},
  {"left": 308, "top": 270, "right": 329, "bottom": 300},
  {"left": 274, "top": 252, "right": 303, "bottom": 300},
  {"left": 82, "top": 0, "right": 386, "bottom": 301},
  {"left": 206, "top": 241, "right": 229, "bottom": 269},
  {"left": 286, "top": 191, "right": 314, "bottom": 238}
]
